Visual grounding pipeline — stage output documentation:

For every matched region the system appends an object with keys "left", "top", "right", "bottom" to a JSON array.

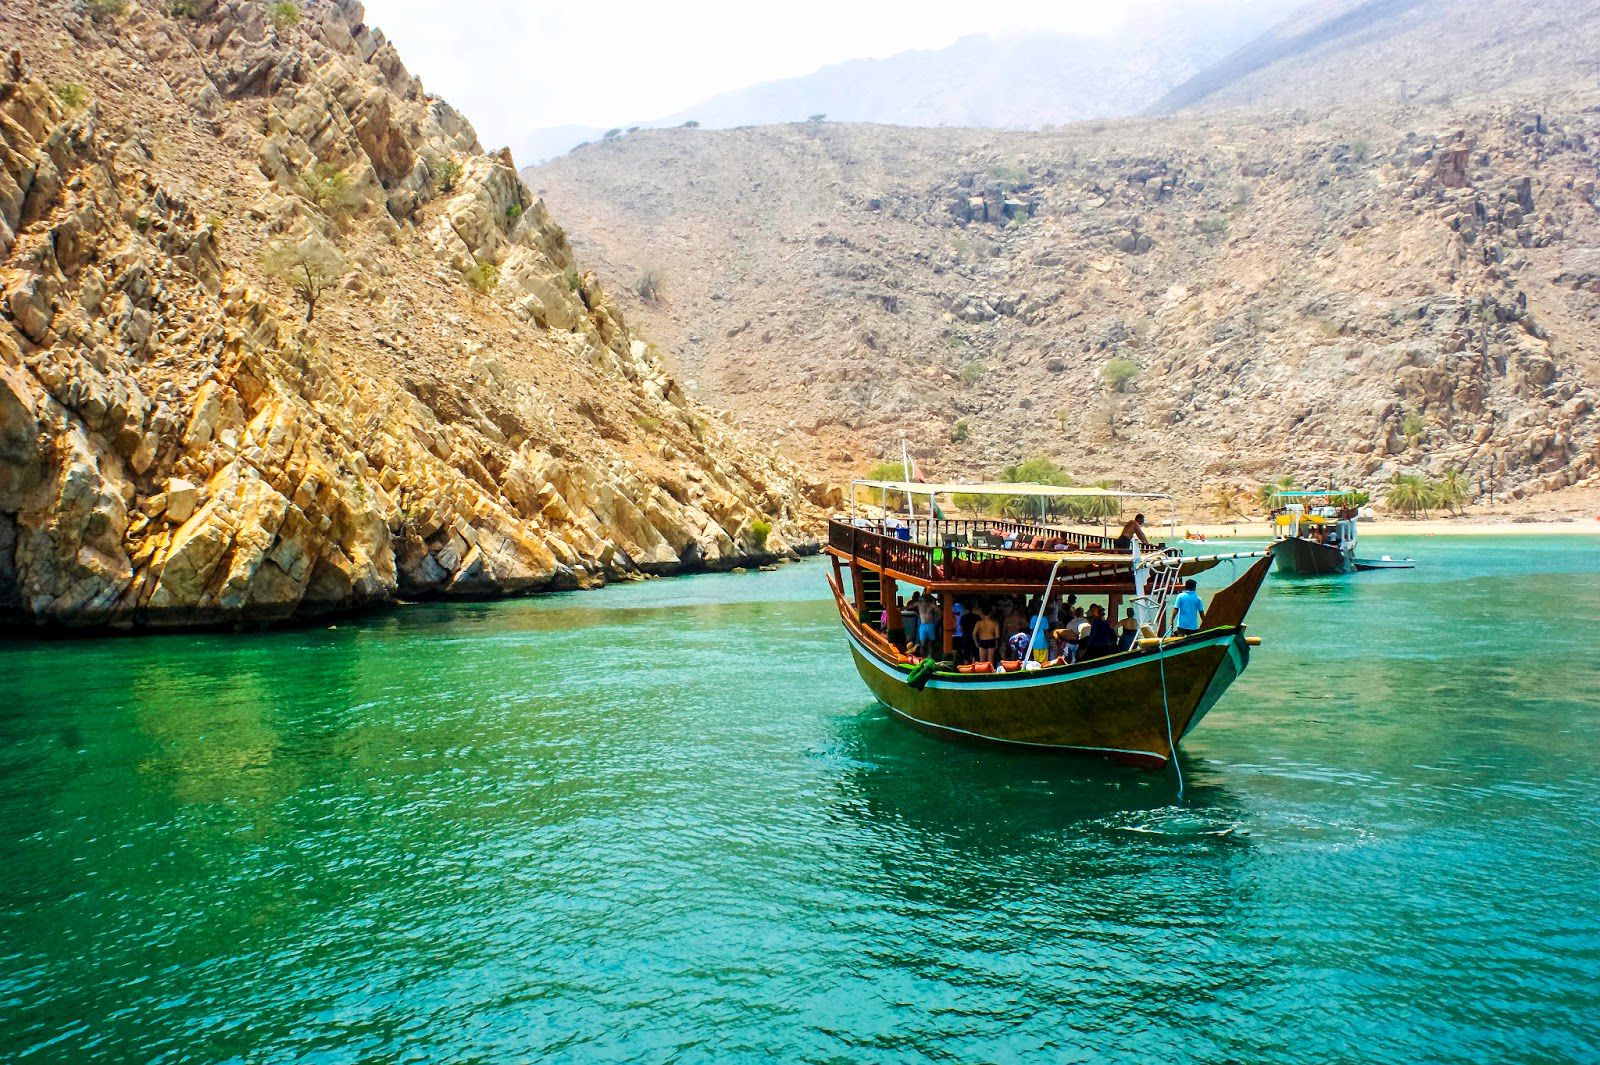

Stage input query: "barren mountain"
[
  {"left": 528, "top": 0, "right": 1600, "bottom": 504},
  {"left": 1, "top": 0, "right": 826, "bottom": 629},
  {"left": 520, "top": 3, "right": 1300, "bottom": 164},
  {"left": 1152, "top": 0, "right": 1600, "bottom": 114}
]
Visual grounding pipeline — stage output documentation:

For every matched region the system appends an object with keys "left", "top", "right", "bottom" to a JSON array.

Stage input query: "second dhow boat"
[
  {"left": 1267, "top": 489, "right": 1360, "bottom": 575},
  {"left": 827, "top": 481, "right": 1273, "bottom": 768}
]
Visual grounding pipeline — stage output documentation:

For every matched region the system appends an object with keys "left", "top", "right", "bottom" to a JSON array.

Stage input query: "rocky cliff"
[
  {"left": 0, "top": 0, "right": 827, "bottom": 629},
  {"left": 527, "top": 3, "right": 1600, "bottom": 505}
]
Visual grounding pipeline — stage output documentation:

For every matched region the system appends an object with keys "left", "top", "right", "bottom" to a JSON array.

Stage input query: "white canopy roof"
[{"left": 852, "top": 479, "right": 1172, "bottom": 500}]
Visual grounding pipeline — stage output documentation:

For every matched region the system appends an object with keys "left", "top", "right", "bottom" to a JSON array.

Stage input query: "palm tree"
[
  {"left": 1435, "top": 469, "right": 1471, "bottom": 515},
  {"left": 1256, "top": 475, "right": 1297, "bottom": 511},
  {"left": 1386, "top": 472, "right": 1436, "bottom": 518},
  {"left": 1208, "top": 486, "right": 1242, "bottom": 519}
]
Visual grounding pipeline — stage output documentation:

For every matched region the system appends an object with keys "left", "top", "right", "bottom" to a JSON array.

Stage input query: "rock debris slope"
[
  {"left": 528, "top": 0, "right": 1600, "bottom": 503},
  {"left": 0, "top": 0, "right": 825, "bottom": 629}
]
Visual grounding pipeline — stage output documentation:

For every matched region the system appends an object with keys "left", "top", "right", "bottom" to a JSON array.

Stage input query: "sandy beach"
[{"left": 1172, "top": 517, "right": 1600, "bottom": 539}]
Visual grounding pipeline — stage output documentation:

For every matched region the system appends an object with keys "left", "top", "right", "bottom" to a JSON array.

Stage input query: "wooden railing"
[
  {"left": 831, "top": 517, "right": 1160, "bottom": 552},
  {"left": 827, "top": 519, "right": 1147, "bottom": 586}
]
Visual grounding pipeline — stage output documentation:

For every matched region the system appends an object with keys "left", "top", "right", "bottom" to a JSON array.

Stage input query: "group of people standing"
[{"left": 890, "top": 578, "right": 1206, "bottom": 667}]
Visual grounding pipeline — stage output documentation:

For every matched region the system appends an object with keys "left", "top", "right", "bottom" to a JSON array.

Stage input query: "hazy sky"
[{"left": 365, "top": 0, "right": 1232, "bottom": 153}]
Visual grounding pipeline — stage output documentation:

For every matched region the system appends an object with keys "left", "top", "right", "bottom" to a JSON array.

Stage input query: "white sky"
[{"left": 365, "top": 0, "right": 1199, "bottom": 149}]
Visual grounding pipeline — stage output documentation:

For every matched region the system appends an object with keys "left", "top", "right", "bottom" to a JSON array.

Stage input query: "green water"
[{"left": 3, "top": 536, "right": 1598, "bottom": 1063}]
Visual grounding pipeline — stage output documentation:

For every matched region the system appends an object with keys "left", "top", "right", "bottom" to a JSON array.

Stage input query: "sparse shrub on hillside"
[
  {"left": 562, "top": 266, "right": 581, "bottom": 292},
  {"left": 750, "top": 519, "right": 772, "bottom": 551},
  {"left": 431, "top": 156, "right": 461, "bottom": 193},
  {"left": 959, "top": 361, "right": 986, "bottom": 385},
  {"left": 1400, "top": 411, "right": 1427, "bottom": 446},
  {"left": 268, "top": 0, "right": 300, "bottom": 30},
  {"left": 1351, "top": 137, "right": 1372, "bottom": 162},
  {"left": 204, "top": 213, "right": 225, "bottom": 231},
  {"left": 951, "top": 419, "right": 970, "bottom": 444},
  {"left": 1102, "top": 357, "right": 1138, "bottom": 393},
  {"left": 682, "top": 120, "right": 700, "bottom": 128},
  {"left": 1195, "top": 214, "right": 1228, "bottom": 238},
  {"left": 464, "top": 259, "right": 500, "bottom": 295},
  {"left": 295, "top": 162, "right": 362, "bottom": 221},
  {"left": 83, "top": 0, "right": 127, "bottom": 22},
  {"left": 635, "top": 267, "right": 664, "bottom": 302},
  {"left": 52, "top": 83, "right": 88, "bottom": 110},
  {"left": 506, "top": 203, "right": 523, "bottom": 222},
  {"left": 807, "top": 114, "right": 826, "bottom": 123},
  {"left": 992, "top": 163, "right": 1028, "bottom": 186},
  {"left": 1233, "top": 182, "right": 1254, "bottom": 206},
  {"left": 603, "top": 128, "right": 622, "bottom": 140},
  {"left": 165, "top": 0, "right": 200, "bottom": 15},
  {"left": 262, "top": 233, "right": 347, "bottom": 322}
]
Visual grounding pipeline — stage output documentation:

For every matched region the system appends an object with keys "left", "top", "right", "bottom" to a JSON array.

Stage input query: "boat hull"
[
  {"left": 1272, "top": 536, "right": 1353, "bottom": 575},
  {"left": 846, "top": 628, "right": 1251, "bottom": 767}
]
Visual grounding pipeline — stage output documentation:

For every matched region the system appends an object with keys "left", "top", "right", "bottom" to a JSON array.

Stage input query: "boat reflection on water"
[{"left": 826, "top": 702, "right": 1252, "bottom": 872}]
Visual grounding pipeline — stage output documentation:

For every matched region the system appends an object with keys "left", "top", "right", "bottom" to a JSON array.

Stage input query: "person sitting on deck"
[
  {"left": 972, "top": 607, "right": 1001, "bottom": 665},
  {"left": 1007, "top": 628, "right": 1032, "bottom": 664},
  {"left": 1114, "top": 513, "right": 1152, "bottom": 551},
  {"left": 1118, "top": 607, "right": 1139, "bottom": 652},
  {"left": 1173, "top": 579, "right": 1205, "bottom": 637},
  {"left": 1055, "top": 607, "right": 1088, "bottom": 663},
  {"left": 1080, "top": 604, "right": 1119, "bottom": 661}
]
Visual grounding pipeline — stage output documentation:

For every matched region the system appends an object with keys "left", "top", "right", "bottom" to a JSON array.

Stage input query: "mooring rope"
[{"left": 1157, "top": 646, "right": 1182, "bottom": 800}]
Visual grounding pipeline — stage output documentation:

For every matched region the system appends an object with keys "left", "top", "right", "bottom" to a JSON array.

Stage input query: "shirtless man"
[
  {"left": 972, "top": 607, "right": 1001, "bottom": 666},
  {"left": 1114, "top": 513, "right": 1152, "bottom": 551}
]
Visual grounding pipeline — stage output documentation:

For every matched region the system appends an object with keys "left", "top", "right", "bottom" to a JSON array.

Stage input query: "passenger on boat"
[
  {"left": 1118, "top": 608, "right": 1139, "bottom": 652},
  {"left": 1002, "top": 601, "right": 1029, "bottom": 641},
  {"left": 899, "top": 596, "right": 918, "bottom": 650},
  {"left": 1173, "top": 579, "right": 1205, "bottom": 637},
  {"left": 1055, "top": 607, "right": 1087, "bottom": 663},
  {"left": 952, "top": 599, "right": 973, "bottom": 663},
  {"left": 972, "top": 607, "right": 1001, "bottom": 666},
  {"left": 915, "top": 594, "right": 941, "bottom": 654},
  {"left": 1079, "top": 604, "right": 1119, "bottom": 661},
  {"left": 1114, "top": 513, "right": 1152, "bottom": 551}
]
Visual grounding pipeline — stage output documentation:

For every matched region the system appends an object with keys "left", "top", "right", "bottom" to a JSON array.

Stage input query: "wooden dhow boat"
[
  {"left": 828, "top": 481, "right": 1273, "bottom": 768},
  {"left": 1267, "top": 489, "right": 1358, "bottom": 575},
  {"left": 1267, "top": 489, "right": 1413, "bottom": 574}
]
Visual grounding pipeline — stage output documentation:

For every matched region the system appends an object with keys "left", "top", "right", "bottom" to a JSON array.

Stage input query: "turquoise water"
[{"left": 3, "top": 536, "right": 1598, "bottom": 1062}]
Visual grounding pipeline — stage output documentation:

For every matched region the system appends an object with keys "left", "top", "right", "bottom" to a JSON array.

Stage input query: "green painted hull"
[
  {"left": 1272, "top": 536, "right": 1354, "bottom": 575},
  {"left": 846, "top": 628, "right": 1251, "bottom": 767}
]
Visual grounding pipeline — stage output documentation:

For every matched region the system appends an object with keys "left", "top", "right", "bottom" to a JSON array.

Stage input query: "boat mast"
[{"left": 899, "top": 433, "right": 918, "bottom": 526}]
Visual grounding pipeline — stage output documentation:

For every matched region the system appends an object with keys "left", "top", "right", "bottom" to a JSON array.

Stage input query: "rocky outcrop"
[{"left": 0, "top": 0, "right": 826, "bottom": 629}]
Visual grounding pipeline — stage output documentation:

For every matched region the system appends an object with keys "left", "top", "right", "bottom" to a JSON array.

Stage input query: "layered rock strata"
[{"left": 0, "top": 0, "right": 827, "bottom": 628}]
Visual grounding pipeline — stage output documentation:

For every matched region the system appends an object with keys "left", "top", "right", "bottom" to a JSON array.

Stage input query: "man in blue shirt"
[{"left": 1173, "top": 579, "right": 1205, "bottom": 636}]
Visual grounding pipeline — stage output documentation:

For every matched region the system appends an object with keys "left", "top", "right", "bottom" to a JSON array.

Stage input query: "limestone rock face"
[{"left": 0, "top": 0, "right": 823, "bottom": 629}]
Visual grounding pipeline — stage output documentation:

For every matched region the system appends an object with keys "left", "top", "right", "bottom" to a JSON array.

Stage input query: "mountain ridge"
[{"left": 527, "top": 0, "right": 1600, "bottom": 506}]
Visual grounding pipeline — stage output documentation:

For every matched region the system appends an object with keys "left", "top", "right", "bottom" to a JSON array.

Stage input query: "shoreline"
[{"left": 1169, "top": 518, "right": 1600, "bottom": 538}]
